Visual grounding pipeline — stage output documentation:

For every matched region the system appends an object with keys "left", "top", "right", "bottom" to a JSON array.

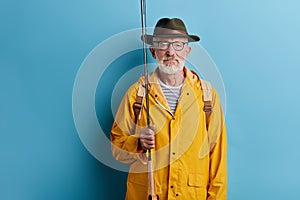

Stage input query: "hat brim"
[{"left": 141, "top": 34, "right": 200, "bottom": 45}]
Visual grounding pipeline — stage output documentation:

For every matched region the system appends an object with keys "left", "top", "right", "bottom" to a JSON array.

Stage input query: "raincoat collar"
[
  {"left": 138, "top": 66, "right": 200, "bottom": 88},
  {"left": 137, "top": 67, "right": 201, "bottom": 113}
]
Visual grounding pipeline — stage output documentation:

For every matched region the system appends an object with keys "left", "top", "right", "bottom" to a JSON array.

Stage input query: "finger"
[
  {"left": 140, "top": 134, "right": 154, "bottom": 139},
  {"left": 144, "top": 139, "right": 155, "bottom": 145},
  {"left": 140, "top": 127, "right": 153, "bottom": 134},
  {"left": 140, "top": 139, "right": 155, "bottom": 149},
  {"left": 141, "top": 129, "right": 154, "bottom": 137},
  {"left": 143, "top": 143, "right": 155, "bottom": 150},
  {"left": 142, "top": 135, "right": 155, "bottom": 141},
  {"left": 140, "top": 137, "right": 155, "bottom": 144}
]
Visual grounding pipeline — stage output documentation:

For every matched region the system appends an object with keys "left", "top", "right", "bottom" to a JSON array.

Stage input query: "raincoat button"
[
  {"left": 172, "top": 117, "right": 175, "bottom": 120},
  {"left": 176, "top": 194, "right": 179, "bottom": 196},
  {"left": 172, "top": 152, "right": 176, "bottom": 155},
  {"left": 170, "top": 186, "right": 174, "bottom": 188}
]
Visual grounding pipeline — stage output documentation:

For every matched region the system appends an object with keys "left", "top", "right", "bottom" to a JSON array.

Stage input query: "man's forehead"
[{"left": 152, "top": 37, "right": 188, "bottom": 42}]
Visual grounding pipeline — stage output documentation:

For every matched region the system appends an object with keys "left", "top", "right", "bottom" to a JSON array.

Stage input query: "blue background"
[{"left": 1, "top": 0, "right": 300, "bottom": 199}]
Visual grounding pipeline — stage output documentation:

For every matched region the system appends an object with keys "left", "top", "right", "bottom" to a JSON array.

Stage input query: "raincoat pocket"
[{"left": 188, "top": 173, "right": 206, "bottom": 187}]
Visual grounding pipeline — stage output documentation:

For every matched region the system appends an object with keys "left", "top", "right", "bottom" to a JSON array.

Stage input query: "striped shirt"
[{"left": 159, "top": 79, "right": 183, "bottom": 114}]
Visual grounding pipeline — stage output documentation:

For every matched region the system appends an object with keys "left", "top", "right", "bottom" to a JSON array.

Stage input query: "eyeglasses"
[{"left": 152, "top": 41, "right": 188, "bottom": 51}]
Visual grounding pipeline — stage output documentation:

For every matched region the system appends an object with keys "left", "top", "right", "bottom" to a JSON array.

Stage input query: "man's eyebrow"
[{"left": 152, "top": 40, "right": 188, "bottom": 42}]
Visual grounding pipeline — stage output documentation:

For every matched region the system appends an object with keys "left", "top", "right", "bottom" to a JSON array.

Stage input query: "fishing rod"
[{"left": 140, "top": 0, "right": 159, "bottom": 199}]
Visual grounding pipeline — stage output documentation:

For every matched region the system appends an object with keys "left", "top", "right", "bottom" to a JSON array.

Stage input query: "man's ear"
[
  {"left": 150, "top": 47, "right": 156, "bottom": 59},
  {"left": 186, "top": 46, "right": 191, "bottom": 56}
]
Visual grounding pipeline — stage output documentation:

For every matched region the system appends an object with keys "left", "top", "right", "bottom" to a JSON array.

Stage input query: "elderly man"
[{"left": 110, "top": 18, "right": 227, "bottom": 200}]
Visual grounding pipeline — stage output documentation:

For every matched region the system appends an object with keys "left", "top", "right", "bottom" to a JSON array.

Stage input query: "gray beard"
[{"left": 157, "top": 62, "right": 185, "bottom": 75}]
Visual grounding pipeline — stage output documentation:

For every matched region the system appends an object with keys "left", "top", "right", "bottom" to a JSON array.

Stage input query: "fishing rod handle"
[{"left": 148, "top": 194, "right": 159, "bottom": 200}]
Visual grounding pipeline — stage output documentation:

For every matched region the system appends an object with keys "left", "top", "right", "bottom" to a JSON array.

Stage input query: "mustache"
[{"left": 162, "top": 56, "right": 179, "bottom": 62}]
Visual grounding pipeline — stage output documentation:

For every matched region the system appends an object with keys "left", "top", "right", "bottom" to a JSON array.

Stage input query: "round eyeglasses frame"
[{"left": 152, "top": 41, "right": 188, "bottom": 51}]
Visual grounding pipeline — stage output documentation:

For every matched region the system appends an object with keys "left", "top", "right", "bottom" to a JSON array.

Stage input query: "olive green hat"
[{"left": 141, "top": 18, "right": 200, "bottom": 44}]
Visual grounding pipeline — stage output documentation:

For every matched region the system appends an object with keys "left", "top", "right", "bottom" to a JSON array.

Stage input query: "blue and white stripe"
[{"left": 159, "top": 80, "right": 183, "bottom": 114}]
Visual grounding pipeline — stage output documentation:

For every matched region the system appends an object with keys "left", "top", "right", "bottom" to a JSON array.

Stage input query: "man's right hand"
[{"left": 139, "top": 125, "right": 156, "bottom": 150}]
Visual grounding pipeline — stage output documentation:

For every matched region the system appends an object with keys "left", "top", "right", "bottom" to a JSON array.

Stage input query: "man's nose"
[{"left": 166, "top": 44, "right": 176, "bottom": 55}]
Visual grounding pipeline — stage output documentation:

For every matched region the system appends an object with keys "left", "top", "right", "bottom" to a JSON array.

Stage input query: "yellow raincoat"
[{"left": 111, "top": 67, "right": 227, "bottom": 200}]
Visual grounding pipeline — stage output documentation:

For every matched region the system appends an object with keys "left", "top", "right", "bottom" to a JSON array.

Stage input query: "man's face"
[{"left": 150, "top": 37, "right": 191, "bottom": 74}]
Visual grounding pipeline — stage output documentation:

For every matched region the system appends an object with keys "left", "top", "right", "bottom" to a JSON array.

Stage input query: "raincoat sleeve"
[
  {"left": 207, "top": 88, "right": 228, "bottom": 200},
  {"left": 110, "top": 84, "right": 145, "bottom": 164}
]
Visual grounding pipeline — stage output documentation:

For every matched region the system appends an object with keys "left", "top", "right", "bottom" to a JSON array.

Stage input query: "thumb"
[{"left": 149, "top": 125, "right": 156, "bottom": 132}]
